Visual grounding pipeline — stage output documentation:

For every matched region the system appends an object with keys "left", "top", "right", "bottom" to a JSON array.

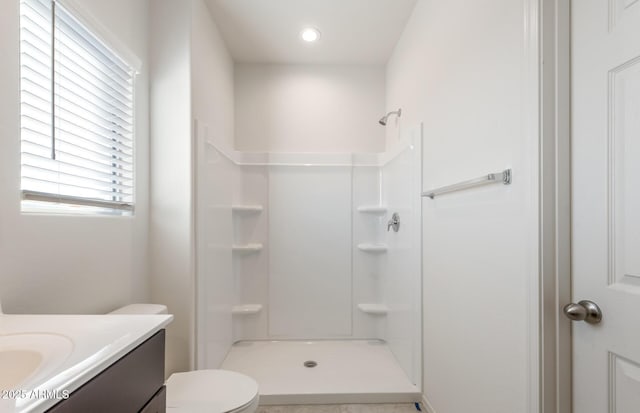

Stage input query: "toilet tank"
[{"left": 109, "top": 304, "right": 168, "bottom": 315}]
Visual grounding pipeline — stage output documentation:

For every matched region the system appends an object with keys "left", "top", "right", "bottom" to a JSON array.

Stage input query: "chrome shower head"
[{"left": 378, "top": 108, "right": 402, "bottom": 126}]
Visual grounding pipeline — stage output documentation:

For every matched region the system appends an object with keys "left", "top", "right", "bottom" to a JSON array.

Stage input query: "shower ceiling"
[{"left": 205, "top": 0, "right": 418, "bottom": 64}]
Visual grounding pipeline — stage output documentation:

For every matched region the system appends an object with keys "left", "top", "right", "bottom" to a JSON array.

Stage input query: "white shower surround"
[
  {"left": 195, "top": 121, "right": 423, "bottom": 400},
  {"left": 268, "top": 165, "right": 353, "bottom": 338}
]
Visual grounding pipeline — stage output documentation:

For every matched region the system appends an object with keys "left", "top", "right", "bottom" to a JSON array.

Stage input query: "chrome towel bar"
[{"left": 422, "top": 169, "right": 512, "bottom": 199}]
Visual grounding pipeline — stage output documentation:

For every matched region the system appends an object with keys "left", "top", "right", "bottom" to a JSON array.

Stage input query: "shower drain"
[{"left": 303, "top": 360, "right": 318, "bottom": 368}]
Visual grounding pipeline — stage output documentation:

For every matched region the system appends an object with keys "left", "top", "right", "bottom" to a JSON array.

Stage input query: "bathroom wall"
[
  {"left": 268, "top": 166, "right": 353, "bottom": 338},
  {"left": 192, "top": 0, "right": 236, "bottom": 369},
  {"left": 149, "top": 0, "right": 237, "bottom": 375},
  {"left": 193, "top": 0, "right": 235, "bottom": 153},
  {"left": 386, "top": 1, "right": 539, "bottom": 412},
  {"left": 234, "top": 64, "right": 386, "bottom": 153},
  {"left": 0, "top": 0, "right": 150, "bottom": 313},
  {"left": 149, "top": 0, "right": 193, "bottom": 376}
]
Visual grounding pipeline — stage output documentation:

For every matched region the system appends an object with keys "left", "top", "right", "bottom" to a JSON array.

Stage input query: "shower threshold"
[{"left": 220, "top": 339, "right": 421, "bottom": 405}]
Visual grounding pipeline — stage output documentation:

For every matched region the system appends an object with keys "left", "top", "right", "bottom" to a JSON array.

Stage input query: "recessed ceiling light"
[{"left": 301, "top": 27, "right": 321, "bottom": 43}]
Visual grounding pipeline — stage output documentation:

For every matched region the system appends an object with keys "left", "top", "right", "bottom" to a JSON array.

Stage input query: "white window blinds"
[{"left": 20, "top": 0, "right": 135, "bottom": 212}]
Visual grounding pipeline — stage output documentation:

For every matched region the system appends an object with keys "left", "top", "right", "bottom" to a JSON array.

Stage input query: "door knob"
[{"left": 563, "top": 300, "right": 602, "bottom": 324}]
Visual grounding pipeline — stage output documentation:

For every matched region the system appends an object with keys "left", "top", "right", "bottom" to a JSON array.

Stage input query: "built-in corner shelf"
[
  {"left": 358, "top": 303, "right": 389, "bottom": 315},
  {"left": 232, "top": 304, "right": 263, "bottom": 315},
  {"left": 357, "top": 243, "right": 388, "bottom": 253},
  {"left": 232, "top": 243, "right": 263, "bottom": 253},
  {"left": 357, "top": 205, "right": 388, "bottom": 214},
  {"left": 232, "top": 205, "right": 264, "bottom": 214}
]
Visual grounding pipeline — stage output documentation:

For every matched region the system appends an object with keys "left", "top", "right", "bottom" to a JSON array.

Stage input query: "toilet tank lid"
[{"left": 109, "top": 303, "right": 168, "bottom": 315}]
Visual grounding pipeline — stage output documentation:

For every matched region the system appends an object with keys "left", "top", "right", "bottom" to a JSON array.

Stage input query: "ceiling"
[{"left": 205, "top": 0, "right": 418, "bottom": 64}]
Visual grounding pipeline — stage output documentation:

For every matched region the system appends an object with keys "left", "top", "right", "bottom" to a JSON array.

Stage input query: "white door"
[{"left": 572, "top": 0, "right": 640, "bottom": 412}]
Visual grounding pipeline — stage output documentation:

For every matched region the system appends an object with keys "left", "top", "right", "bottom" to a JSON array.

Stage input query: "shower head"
[{"left": 378, "top": 108, "right": 402, "bottom": 126}]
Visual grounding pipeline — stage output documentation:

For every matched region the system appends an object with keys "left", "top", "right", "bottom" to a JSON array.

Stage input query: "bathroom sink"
[
  {"left": 0, "top": 314, "right": 172, "bottom": 412},
  {"left": 0, "top": 333, "right": 74, "bottom": 390}
]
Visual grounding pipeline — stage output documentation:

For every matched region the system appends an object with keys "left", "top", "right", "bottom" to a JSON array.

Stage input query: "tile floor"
[{"left": 257, "top": 404, "right": 422, "bottom": 413}]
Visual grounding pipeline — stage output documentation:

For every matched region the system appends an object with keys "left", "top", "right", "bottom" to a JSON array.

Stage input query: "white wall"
[
  {"left": 386, "top": 1, "right": 539, "bottom": 412},
  {"left": 0, "top": 0, "right": 150, "bottom": 314},
  {"left": 268, "top": 166, "right": 353, "bottom": 337},
  {"left": 193, "top": 0, "right": 235, "bottom": 153},
  {"left": 191, "top": 0, "right": 237, "bottom": 369},
  {"left": 149, "top": 0, "right": 237, "bottom": 374},
  {"left": 235, "top": 64, "right": 386, "bottom": 153},
  {"left": 149, "top": 0, "right": 193, "bottom": 375}
]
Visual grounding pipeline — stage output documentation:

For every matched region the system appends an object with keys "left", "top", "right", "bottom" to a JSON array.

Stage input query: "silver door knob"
[{"left": 563, "top": 300, "right": 602, "bottom": 324}]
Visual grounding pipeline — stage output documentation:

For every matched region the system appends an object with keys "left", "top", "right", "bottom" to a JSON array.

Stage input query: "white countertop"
[{"left": 0, "top": 314, "right": 173, "bottom": 413}]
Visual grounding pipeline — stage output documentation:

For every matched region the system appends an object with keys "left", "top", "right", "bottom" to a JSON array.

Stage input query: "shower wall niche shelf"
[
  {"left": 232, "top": 304, "right": 263, "bottom": 315},
  {"left": 232, "top": 205, "right": 264, "bottom": 214},
  {"left": 232, "top": 243, "right": 263, "bottom": 253},
  {"left": 357, "top": 243, "right": 388, "bottom": 253},
  {"left": 357, "top": 205, "right": 388, "bottom": 214},
  {"left": 357, "top": 303, "right": 389, "bottom": 315}
]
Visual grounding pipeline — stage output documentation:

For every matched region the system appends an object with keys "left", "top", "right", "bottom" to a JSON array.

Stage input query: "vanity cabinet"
[{"left": 47, "top": 330, "right": 166, "bottom": 413}]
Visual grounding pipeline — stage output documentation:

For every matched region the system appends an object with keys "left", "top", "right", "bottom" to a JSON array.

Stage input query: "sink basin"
[
  {"left": 0, "top": 350, "right": 43, "bottom": 389},
  {"left": 0, "top": 333, "right": 74, "bottom": 390}
]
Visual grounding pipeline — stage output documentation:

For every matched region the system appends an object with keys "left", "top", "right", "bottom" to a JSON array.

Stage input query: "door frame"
[{"left": 540, "top": 0, "right": 572, "bottom": 412}]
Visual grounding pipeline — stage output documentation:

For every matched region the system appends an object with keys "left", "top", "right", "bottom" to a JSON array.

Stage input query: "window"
[{"left": 19, "top": 0, "right": 135, "bottom": 213}]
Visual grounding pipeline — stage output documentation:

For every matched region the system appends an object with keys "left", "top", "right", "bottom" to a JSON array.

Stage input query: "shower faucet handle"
[{"left": 387, "top": 213, "right": 400, "bottom": 232}]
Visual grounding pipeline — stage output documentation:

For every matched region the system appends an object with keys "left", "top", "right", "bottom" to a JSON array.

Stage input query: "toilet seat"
[{"left": 166, "top": 370, "right": 259, "bottom": 413}]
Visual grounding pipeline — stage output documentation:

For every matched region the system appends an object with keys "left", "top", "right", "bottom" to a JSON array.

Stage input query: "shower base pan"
[{"left": 220, "top": 339, "right": 421, "bottom": 405}]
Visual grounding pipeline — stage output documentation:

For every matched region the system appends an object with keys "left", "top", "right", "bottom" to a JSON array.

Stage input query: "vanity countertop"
[{"left": 0, "top": 314, "right": 173, "bottom": 413}]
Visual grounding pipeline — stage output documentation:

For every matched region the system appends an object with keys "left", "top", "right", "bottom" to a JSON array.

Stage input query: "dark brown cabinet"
[
  {"left": 139, "top": 387, "right": 166, "bottom": 413},
  {"left": 47, "top": 330, "right": 166, "bottom": 413}
]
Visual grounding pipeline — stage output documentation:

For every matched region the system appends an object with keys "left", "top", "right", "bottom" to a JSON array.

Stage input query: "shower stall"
[{"left": 194, "top": 120, "right": 423, "bottom": 404}]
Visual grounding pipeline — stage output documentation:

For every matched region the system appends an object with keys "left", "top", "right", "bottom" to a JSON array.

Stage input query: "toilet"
[{"left": 110, "top": 304, "right": 259, "bottom": 413}]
